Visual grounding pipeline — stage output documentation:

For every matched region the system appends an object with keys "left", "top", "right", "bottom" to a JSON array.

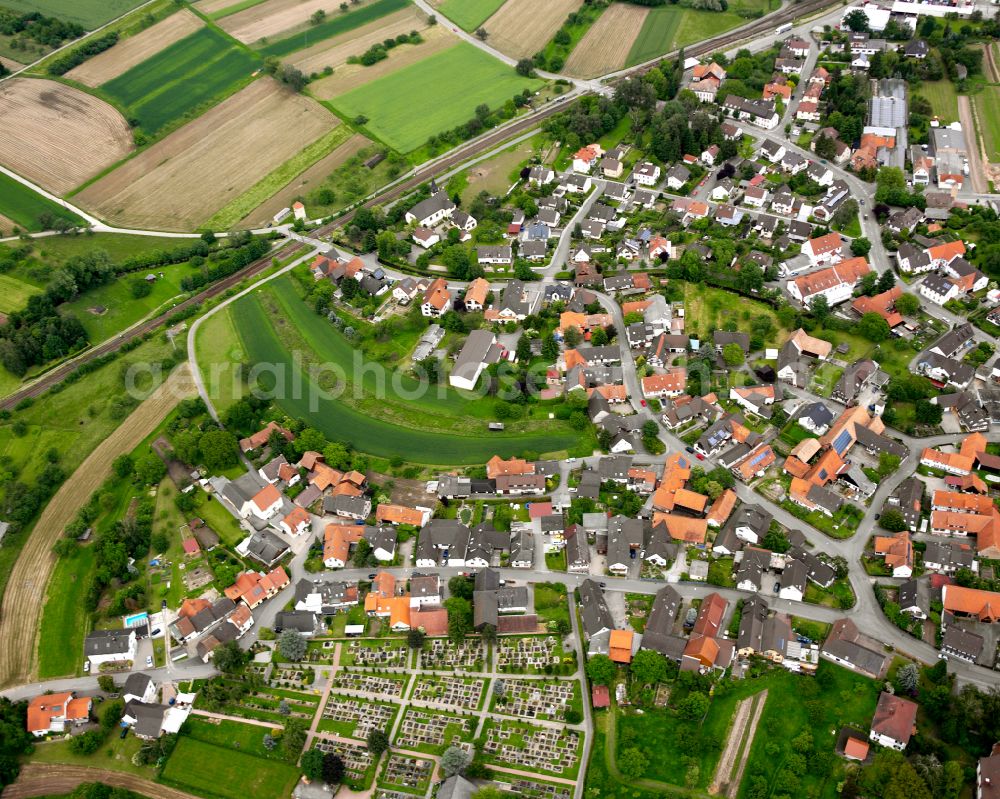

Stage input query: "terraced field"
[{"left": 101, "top": 26, "right": 259, "bottom": 137}]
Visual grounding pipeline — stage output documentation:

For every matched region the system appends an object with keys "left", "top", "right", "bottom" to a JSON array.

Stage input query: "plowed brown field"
[
  {"left": 3, "top": 764, "right": 199, "bottom": 799},
  {"left": 564, "top": 3, "right": 647, "bottom": 77},
  {"left": 483, "top": 0, "right": 582, "bottom": 59},
  {"left": 66, "top": 9, "right": 204, "bottom": 86},
  {"left": 220, "top": 0, "right": 348, "bottom": 44},
  {"left": 0, "top": 79, "right": 132, "bottom": 195},
  {"left": 76, "top": 78, "right": 338, "bottom": 230}
]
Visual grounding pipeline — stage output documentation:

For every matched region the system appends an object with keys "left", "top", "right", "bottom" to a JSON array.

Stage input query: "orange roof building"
[
  {"left": 224, "top": 566, "right": 290, "bottom": 608},
  {"left": 239, "top": 421, "right": 294, "bottom": 453},
  {"left": 921, "top": 446, "right": 974, "bottom": 476},
  {"left": 942, "top": 584, "right": 1000, "bottom": 622},
  {"left": 852, "top": 286, "right": 904, "bottom": 327},
  {"left": 178, "top": 598, "right": 211, "bottom": 619},
  {"left": 641, "top": 369, "right": 687, "bottom": 398},
  {"left": 280, "top": 506, "right": 311, "bottom": 536},
  {"left": 376, "top": 504, "right": 429, "bottom": 526},
  {"left": 323, "top": 523, "right": 364, "bottom": 568},
  {"left": 486, "top": 456, "right": 535, "bottom": 480},
  {"left": 27, "top": 692, "right": 91, "bottom": 736},
  {"left": 844, "top": 736, "right": 870, "bottom": 761},
  {"left": 464, "top": 277, "right": 489, "bottom": 309},
  {"left": 927, "top": 240, "right": 966, "bottom": 264},
  {"left": 707, "top": 489, "right": 737, "bottom": 527},
  {"left": 873, "top": 532, "right": 913, "bottom": 577},
  {"left": 652, "top": 513, "right": 708, "bottom": 544},
  {"left": 609, "top": 629, "right": 635, "bottom": 663}
]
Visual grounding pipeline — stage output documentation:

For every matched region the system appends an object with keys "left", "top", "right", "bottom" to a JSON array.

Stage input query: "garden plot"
[
  {"left": 410, "top": 676, "right": 486, "bottom": 710},
  {"left": 76, "top": 78, "right": 338, "bottom": 230},
  {"left": 394, "top": 708, "right": 474, "bottom": 755},
  {"left": 340, "top": 639, "right": 408, "bottom": 668},
  {"left": 314, "top": 737, "right": 374, "bottom": 788},
  {"left": 378, "top": 753, "right": 434, "bottom": 795},
  {"left": 0, "top": 78, "right": 132, "bottom": 195},
  {"left": 483, "top": 0, "right": 582, "bottom": 59},
  {"left": 493, "top": 678, "right": 579, "bottom": 721},
  {"left": 329, "top": 671, "right": 408, "bottom": 699},
  {"left": 66, "top": 9, "right": 204, "bottom": 86},
  {"left": 420, "top": 637, "right": 486, "bottom": 671},
  {"left": 319, "top": 695, "right": 399, "bottom": 739},
  {"left": 480, "top": 719, "right": 582, "bottom": 778},
  {"left": 495, "top": 635, "right": 566, "bottom": 673}
]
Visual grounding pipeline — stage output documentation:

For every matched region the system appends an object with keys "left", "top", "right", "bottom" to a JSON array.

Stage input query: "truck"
[{"left": 775, "top": 22, "right": 792, "bottom": 34}]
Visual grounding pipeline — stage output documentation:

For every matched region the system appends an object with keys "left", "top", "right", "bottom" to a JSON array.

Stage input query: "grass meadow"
[
  {"left": 917, "top": 79, "right": 960, "bottom": 123},
  {"left": 331, "top": 42, "right": 542, "bottom": 152},
  {"left": 160, "top": 736, "right": 300, "bottom": 799},
  {"left": 224, "top": 278, "right": 584, "bottom": 462},
  {"left": 258, "top": 0, "right": 410, "bottom": 58},
  {"left": 438, "top": 0, "right": 507, "bottom": 31},
  {"left": 0, "top": 172, "right": 85, "bottom": 233},
  {"left": 974, "top": 85, "right": 1000, "bottom": 160},
  {"left": 1, "top": 0, "right": 147, "bottom": 28},
  {"left": 627, "top": 0, "right": 777, "bottom": 65},
  {"left": 36, "top": 544, "right": 96, "bottom": 678},
  {"left": 102, "top": 27, "right": 259, "bottom": 136}
]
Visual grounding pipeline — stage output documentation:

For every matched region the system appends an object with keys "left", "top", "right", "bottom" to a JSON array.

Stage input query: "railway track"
[{"left": 1, "top": 0, "right": 836, "bottom": 411}]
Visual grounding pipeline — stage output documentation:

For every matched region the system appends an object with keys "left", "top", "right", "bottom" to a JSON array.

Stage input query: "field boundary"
[{"left": 713, "top": 689, "right": 768, "bottom": 798}]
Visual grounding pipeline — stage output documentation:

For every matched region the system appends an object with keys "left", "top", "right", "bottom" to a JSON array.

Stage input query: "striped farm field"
[
  {"left": 627, "top": 3, "right": 767, "bottom": 65},
  {"left": 437, "top": 0, "right": 506, "bottom": 31},
  {"left": 65, "top": 9, "right": 205, "bottom": 87},
  {"left": 309, "top": 24, "right": 456, "bottom": 100},
  {"left": 565, "top": 2, "right": 648, "bottom": 77},
  {"left": 216, "top": 279, "right": 585, "bottom": 464},
  {"left": 0, "top": 0, "right": 147, "bottom": 28},
  {"left": 483, "top": 0, "right": 582, "bottom": 59},
  {"left": 77, "top": 78, "right": 339, "bottom": 230},
  {"left": 0, "top": 79, "right": 132, "bottom": 195},
  {"left": 332, "top": 42, "right": 542, "bottom": 152},
  {"left": 101, "top": 26, "right": 259, "bottom": 137},
  {"left": 288, "top": 5, "right": 432, "bottom": 77},
  {"left": 974, "top": 86, "right": 1000, "bottom": 160}
]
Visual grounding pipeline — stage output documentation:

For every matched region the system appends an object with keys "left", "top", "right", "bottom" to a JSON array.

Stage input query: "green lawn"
[
  {"left": 182, "top": 716, "right": 294, "bottom": 761},
  {"left": 0, "top": 273, "right": 41, "bottom": 313},
  {"left": 974, "top": 85, "right": 1000, "bottom": 161},
  {"left": 37, "top": 545, "right": 97, "bottom": 678},
  {"left": 331, "top": 42, "right": 542, "bottom": 152},
  {"left": 257, "top": 0, "right": 410, "bottom": 57},
  {"left": 61, "top": 263, "right": 195, "bottom": 342},
  {"left": 219, "top": 280, "right": 584, "bottom": 463},
  {"left": 102, "top": 27, "right": 259, "bottom": 137},
  {"left": 917, "top": 80, "right": 960, "bottom": 124},
  {"left": 682, "top": 282, "right": 789, "bottom": 347},
  {"left": 160, "top": 736, "right": 300, "bottom": 799},
  {"left": 194, "top": 305, "right": 244, "bottom": 416},
  {"left": 1, "top": 0, "right": 147, "bottom": 27},
  {"left": 534, "top": 583, "right": 570, "bottom": 627},
  {"left": 0, "top": 171, "right": 86, "bottom": 233},
  {"left": 24, "top": 233, "right": 186, "bottom": 264},
  {"left": 437, "top": 0, "right": 506, "bottom": 30}
]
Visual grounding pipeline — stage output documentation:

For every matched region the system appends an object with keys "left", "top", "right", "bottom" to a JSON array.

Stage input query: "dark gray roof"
[
  {"left": 644, "top": 586, "right": 681, "bottom": 637},
  {"left": 84, "top": 628, "right": 133, "bottom": 657},
  {"left": 245, "top": 530, "right": 289, "bottom": 566},
  {"left": 579, "top": 579, "right": 614, "bottom": 638},
  {"left": 123, "top": 672, "right": 152, "bottom": 699},
  {"left": 275, "top": 610, "right": 318, "bottom": 634}
]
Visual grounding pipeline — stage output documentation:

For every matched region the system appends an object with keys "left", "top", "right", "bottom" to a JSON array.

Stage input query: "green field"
[
  {"left": 160, "top": 736, "right": 300, "bottom": 799},
  {"left": 974, "top": 86, "right": 1000, "bottom": 160},
  {"left": 36, "top": 545, "right": 96, "bottom": 679},
  {"left": 0, "top": 172, "right": 86, "bottom": 233},
  {"left": 917, "top": 79, "right": 960, "bottom": 124},
  {"left": 627, "top": 3, "right": 773, "bottom": 65},
  {"left": 257, "top": 0, "right": 410, "bottom": 57},
  {"left": 102, "top": 27, "right": 259, "bottom": 137},
  {"left": 61, "top": 263, "right": 196, "bottom": 341},
  {"left": 332, "top": 42, "right": 542, "bottom": 152},
  {"left": 0, "top": 0, "right": 147, "bottom": 28},
  {"left": 437, "top": 0, "right": 506, "bottom": 31},
  {"left": 222, "top": 280, "right": 582, "bottom": 463},
  {"left": 0, "top": 274, "right": 41, "bottom": 313}
]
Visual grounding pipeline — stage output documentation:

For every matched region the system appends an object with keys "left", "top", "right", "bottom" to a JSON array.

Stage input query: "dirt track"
[
  {"left": 0, "top": 365, "right": 195, "bottom": 688},
  {"left": 710, "top": 689, "right": 768, "bottom": 798},
  {"left": 958, "top": 95, "right": 991, "bottom": 194},
  {"left": 2, "top": 764, "right": 199, "bottom": 799}
]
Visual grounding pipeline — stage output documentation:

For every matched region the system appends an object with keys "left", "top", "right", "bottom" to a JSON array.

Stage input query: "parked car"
[
  {"left": 146, "top": 656, "right": 153, "bottom": 667},
  {"left": 83, "top": 661, "right": 91, "bottom": 673},
  {"left": 685, "top": 446, "right": 695, "bottom": 454},
  {"left": 696, "top": 453, "right": 705, "bottom": 461}
]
